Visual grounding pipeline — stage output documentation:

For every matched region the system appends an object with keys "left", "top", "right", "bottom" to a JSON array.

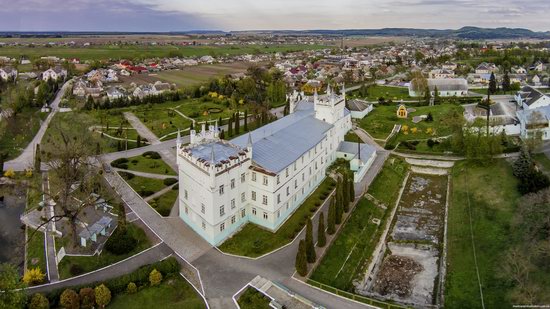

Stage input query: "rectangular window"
[
  {"left": 231, "top": 216, "right": 236, "bottom": 224},
  {"left": 294, "top": 162, "right": 297, "bottom": 171},
  {"left": 220, "top": 223, "right": 225, "bottom": 232},
  {"left": 276, "top": 175, "right": 280, "bottom": 184},
  {"left": 201, "top": 204, "right": 205, "bottom": 214},
  {"left": 231, "top": 199, "right": 235, "bottom": 209},
  {"left": 263, "top": 212, "right": 268, "bottom": 220},
  {"left": 277, "top": 210, "right": 280, "bottom": 218},
  {"left": 241, "top": 173, "right": 245, "bottom": 183},
  {"left": 219, "top": 205, "right": 225, "bottom": 217},
  {"left": 241, "top": 192, "right": 246, "bottom": 202},
  {"left": 219, "top": 185, "right": 224, "bottom": 195},
  {"left": 202, "top": 221, "right": 206, "bottom": 230},
  {"left": 262, "top": 195, "right": 268, "bottom": 205},
  {"left": 251, "top": 191, "right": 256, "bottom": 201},
  {"left": 263, "top": 176, "right": 268, "bottom": 186},
  {"left": 277, "top": 194, "right": 281, "bottom": 204},
  {"left": 252, "top": 172, "right": 257, "bottom": 181},
  {"left": 241, "top": 209, "right": 246, "bottom": 218},
  {"left": 231, "top": 179, "right": 235, "bottom": 189},
  {"left": 302, "top": 173, "right": 305, "bottom": 181},
  {"left": 286, "top": 186, "right": 290, "bottom": 196},
  {"left": 294, "top": 179, "right": 298, "bottom": 189},
  {"left": 252, "top": 208, "right": 257, "bottom": 216},
  {"left": 285, "top": 168, "right": 289, "bottom": 177},
  {"left": 184, "top": 190, "right": 188, "bottom": 199}
]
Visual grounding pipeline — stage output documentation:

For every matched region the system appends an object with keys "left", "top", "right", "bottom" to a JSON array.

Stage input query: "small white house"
[
  {"left": 347, "top": 99, "right": 374, "bottom": 119},
  {"left": 42, "top": 66, "right": 67, "bottom": 81},
  {"left": 515, "top": 86, "right": 550, "bottom": 110},
  {"left": 0, "top": 67, "right": 17, "bottom": 81},
  {"left": 409, "top": 78, "right": 469, "bottom": 97}
]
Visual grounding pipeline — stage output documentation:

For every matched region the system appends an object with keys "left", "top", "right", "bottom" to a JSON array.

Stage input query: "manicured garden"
[
  {"left": 237, "top": 287, "right": 271, "bottom": 309},
  {"left": 57, "top": 223, "right": 151, "bottom": 279},
  {"left": 310, "top": 157, "right": 409, "bottom": 291},
  {"left": 150, "top": 189, "right": 179, "bottom": 217},
  {"left": 118, "top": 172, "right": 174, "bottom": 198},
  {"left": 359, "top": 104, "right": 463, "bottom": 141},
  {"left": 446, "top": 160, "right": 520, "bottom": 308},
  {"left": 109, "top": 273, "right": 206, "bottom": 309},
  {"left": 111, "top": 152, "right": 176, "bottom": 175},
  {"left": 219, "top": 177, "right": 336, "bottom": 257}
]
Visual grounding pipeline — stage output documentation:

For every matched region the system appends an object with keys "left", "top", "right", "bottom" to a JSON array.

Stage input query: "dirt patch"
[{"left": 373, "top": 255, "right": 423, "bottom": 297}]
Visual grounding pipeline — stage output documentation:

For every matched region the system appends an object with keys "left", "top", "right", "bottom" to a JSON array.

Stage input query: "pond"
[{"left": 0, "top": 187, "right": 27, "bottom": 269}]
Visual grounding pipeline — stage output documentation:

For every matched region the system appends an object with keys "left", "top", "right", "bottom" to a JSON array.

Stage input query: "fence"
[{"left": 306, "top": 279, "right": 409, "bottom": 309}]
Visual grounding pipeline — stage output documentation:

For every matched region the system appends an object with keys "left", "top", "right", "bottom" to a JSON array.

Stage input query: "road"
[{"left": 5, "top": 81, "right": 71, "bottom": 171}]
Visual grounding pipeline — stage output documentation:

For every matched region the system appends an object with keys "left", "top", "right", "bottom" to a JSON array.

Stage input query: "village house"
[
  {"left": 0, "top": 67, "right": 17, "bottom": 81},
  {"left": 42, "top": 66, "right": 67, "bottom": 81},
  {"left": 429, "top": 69, "right": 455, "bottom": 79},
  {"left": 409, "top": 78, "right": 468, "bottom": 97},
  {"left": 515, "top": 86, "right": 550, "bottom": 110}
]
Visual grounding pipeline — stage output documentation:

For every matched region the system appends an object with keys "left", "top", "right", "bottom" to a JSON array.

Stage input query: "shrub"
[
  {"left": 118, "top": 171, "right": 135, "bottom": 180},
  {"left": 69, "top": 264, "right": 84, "bottom": 276},
  {"left": 94, "top": 284, "right": 111, "bottom": 309},
  {"left": 139, "top": 190, "right": 155, "bottom": 197},
  {"left": 29, "top": 293, "right": 49, "bottom": 309},
  {"left": 126, "top": 282, "right": 137, "bottom": 294},
  {"left": 111, "top": 158, "right": 129, "bottom": 168},
  {"left": 60, "top": 289, "right": 79, "bottom": 309},
  {"left": 172, "top": 184, "right": 179, "bottom": 190},
  {"left": 79, "top": 287, "right": 95, "bottom": 309},
  {"left": 23, "top": 267, "right": 46, "bottom": 285},
  {"left": 104, "top": 227, "right": 138, "bottom": 255},
  {"left": 131, "top": 159, "right": 138, "bottom": 164},
  {"left": 149, "top": 269, "right": 162, "bottom": 286},
  {"left": 163, "top": 178, "right": 178, "bottom": 186},
  {"left": 142, "top": 151, "right": 161, "bottom": 159}
]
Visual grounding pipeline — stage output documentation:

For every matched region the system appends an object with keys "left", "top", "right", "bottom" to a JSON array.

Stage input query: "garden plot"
[{"left": 357, "top": 173, "right": 448, "bottom": 307}]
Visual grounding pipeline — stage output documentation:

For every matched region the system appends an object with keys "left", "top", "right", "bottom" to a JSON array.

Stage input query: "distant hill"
[{"left": 237, "top": 27, "right": 550, "bottom": 40}]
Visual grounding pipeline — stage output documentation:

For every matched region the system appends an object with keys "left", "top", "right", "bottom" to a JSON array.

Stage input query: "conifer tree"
[
  {"left": 228, "top": 116, "right": 233, "bottom": 137},
  {"left": 234, "top": 112, "right": 240, "bottom": 135},
  {"left": 295, "top": 240, "right": 308, "bottom": 276},
  {"left": 349, "top": 172, "right": 355, "bottom": 203},
  {"left": 34, "top": 144, "right": 41, "bottom": 172},
  {"left": 244, "top": 110, "right": 248, "bottom": 132},
  {"left": 335, "top": 181, "right": 343, "bottom": 224},
  {"left": 327, "top": 198, "right": 336, "bottom": 235},
  {"left": 317, "top": 212, "right": 326, "bottom": 247},
  {"left": 342, "top": 174, "right": 350, "bottom": 213},
  {"left": 305, "top": 218, "right": 316, "bottom": 263},
  {"left": 489, "top": 72, "right": 497, "bottom": 95},
  {"left": 136, "top": 135, "right": 141, "bottom": 148}
]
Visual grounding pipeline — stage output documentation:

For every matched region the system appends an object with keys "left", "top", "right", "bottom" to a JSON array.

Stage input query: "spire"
[
  {"left": 247, "top": 132, "right": 253, "bottom": 148},
  {"left": 341, "top": 83, "right": 346, "bottom": 99}
]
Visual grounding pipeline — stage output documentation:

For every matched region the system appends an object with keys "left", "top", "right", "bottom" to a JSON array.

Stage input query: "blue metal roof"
[
  {"left": 232, "top": 103, "right": 333, "bottom": 173},
  {"left": 337, "top": 141, "right": 377, "bottom": 163},
  {"left": 189, "top": 141, "right": 243, "bottom": 164}
]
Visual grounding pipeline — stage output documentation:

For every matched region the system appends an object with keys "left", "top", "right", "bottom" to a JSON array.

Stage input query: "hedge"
[
  {"left": 45, "top": 257, "right": 180, "bottom": 306},
  {"left": 163, "top": 178, "right": 178, "bottom": 186},
  {"left": 142, "top": 151, "right": 161, "bottom": 159}
]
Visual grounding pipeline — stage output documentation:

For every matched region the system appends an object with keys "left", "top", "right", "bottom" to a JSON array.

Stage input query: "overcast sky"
[{"left": 1, "top": 0, "right": 549, "bottom": 32}]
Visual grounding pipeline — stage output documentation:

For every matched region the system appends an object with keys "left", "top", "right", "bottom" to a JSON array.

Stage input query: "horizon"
[{"left": 1, "top": 0, "right": 549, "bottom": 32}]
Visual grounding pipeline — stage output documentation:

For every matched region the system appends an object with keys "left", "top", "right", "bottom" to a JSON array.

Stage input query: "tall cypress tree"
[
  {"left": 295, "top": 240, "right": 308, "bottom": 276},
  {"left": 327, "top": 198, "right": 336, "bottom": 235},
  {"left": 317, "top": 212, "right": 326, "bottom": 247},
  {"left": 489, "top": 72, "right": 497, "bottom": 95},
  {"left": 335, "top": 181, "right": 343, "bottom": 224},
  {"left": 305, "top": 218, "right": 316, "bottom": 263},
  {"left": 342, "top": 174, "right": 350, "bottom": 213},
  {"left": 502, "top": 72, "right": 511, "bottom": 92},
  {"left": 244, "top": 110, "right": 248, "bottom": 132},
  {"left": 349, "top": 172, "right": 355, "bottom": 203},
  {"left": 34, "top": 144, "right": 41, "bottom": 172},
  {"left": 234, "top": 112, "right": 240, "bottom": 135},
  {"left": 227, "top": 116, "right": 233, "bottom": 137}
]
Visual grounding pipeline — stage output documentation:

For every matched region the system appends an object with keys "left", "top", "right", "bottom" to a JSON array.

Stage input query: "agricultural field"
[
  {"left": 0, "top": 44, "right": 328, "bottom": 61},
  {"left": 359, "top": 104, "right": 463, "bottom": 141},
  {"left": 119, "top": 62, "right": 252, "bottom": 88}
]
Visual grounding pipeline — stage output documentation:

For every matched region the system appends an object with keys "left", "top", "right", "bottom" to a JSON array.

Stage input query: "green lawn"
[
  {"left": 57, "top": 223, "right": 151, "bottom": 279},
  {"left": 154, "top": 62, "right": 250, "bottom": 87},
  {"left": 109, "top": 273, "right": 206, "bottom": 309},
  {"left": 151, "top": 189, "right": 179, "bottom": 217},
  {"left": 344, "top": 131, "right": 362, "bottom": 143},
  {"left": 310, "top": 157, "right": 408, "bottom": 290},
  {"left": 119, "top": 173, "right": 170, "bottom": 198},
  {"left": 534, "top": 153, "right": 550, "bottom": 172},
  {"left": 219, "top": 177, "right": 336, "bottom": 257},
  {"left": 123, "top": 154, "right": 176, "bottom": 176},
  {"left": 0, "top": 108, "right": 47, "bottom": 160},
  {"left": 26, "top": 228, "right": 46, "bottom": 274},
  {"left": 359, "top": 104, "right": 463, "bottom": 141},
  {"left": 0, "top": 44, "right": 328, "bottom": 61},
  {"left": 445, "top": 160, "right": 520, "bottom": 309},
  {"left": 351, "top": 85, "right": 411, "bottom": 102},
  {"left": 237, "top": 287, "right": 271, "bottom": 309}
]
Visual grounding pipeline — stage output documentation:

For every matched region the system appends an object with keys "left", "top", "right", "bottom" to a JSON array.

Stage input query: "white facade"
[{"left": 177, "top": 87, "right": 352, "bottom": 246}]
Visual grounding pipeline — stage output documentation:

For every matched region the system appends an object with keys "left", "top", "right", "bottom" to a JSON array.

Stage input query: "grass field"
[
  {"left": 120, "top": 173, "right": 170, "bottom": 198},
  {"left": 58, "top": 223, "right": 151, "bottom": 279},
  {"left": 0, "top": 108, "right": 47, "bottom": 160},
  {"left": 26, "top": 228, "right": 46, "bottom": 274},
  {"left": 123, "top": 154, "right": 176, "bottom": 175},
  {"left": 109, "top": 273, "right": 206, "bottom": 309},
  {"left": 534, "top": 153, "right": 550, "bottom": 172},
  {"left": 351, "top": 85, "right": 411, "bottom": 102},
  {"left": 445, "top": 160, "right": 520, "bottom": 308},
  {"left": 359, "top": 104, "right": 463, "bottom": 141},
  {"left": 219, "top": 178, "right": 336, "bottom": 257},
  {"left": 344, "top": 131, "right": 362, "bottom": 143},
  {"left": 118, "top": 62, "right": 251, "bottom": 88},
  {"left": 0, "top": 44, "right": 327, "bottom": 61},
  {"left": 311, "top": 157, "right": 408, "bottom": 290},
  {"left": 151, "top": 189, "right": 179, "bottom": 217}
]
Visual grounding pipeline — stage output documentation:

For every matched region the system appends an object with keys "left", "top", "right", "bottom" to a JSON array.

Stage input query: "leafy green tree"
[
  {"left": 317, "top": 212, "right": 326, "bottom": 247},
  {"left": 295, "top": 240, "right": 308, "bottom": 276},
  {"left": 0, "top": 264, "right": 26, "bottom": 309},
  {"left": 29, "top": 293, "right": 49, "bottom": 309},
  {"left": 79, "top": 287, "right": 95, "bottom": 309},
  {"left": 94, "top": 284, "right": 111, "bottom": 309},
  {"left": 327, "top": 198, "right": 336, "bottom": 235},
  {"left": 60, "top": 289, "right": 79, "bottom": 309},
  {"left": 305, "top": 218, "right": 316, "bottom": 263}
]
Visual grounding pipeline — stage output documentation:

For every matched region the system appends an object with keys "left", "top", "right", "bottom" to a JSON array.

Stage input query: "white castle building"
[{"left": 176, "top": 86, "right": 376, "bottom": 245}]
